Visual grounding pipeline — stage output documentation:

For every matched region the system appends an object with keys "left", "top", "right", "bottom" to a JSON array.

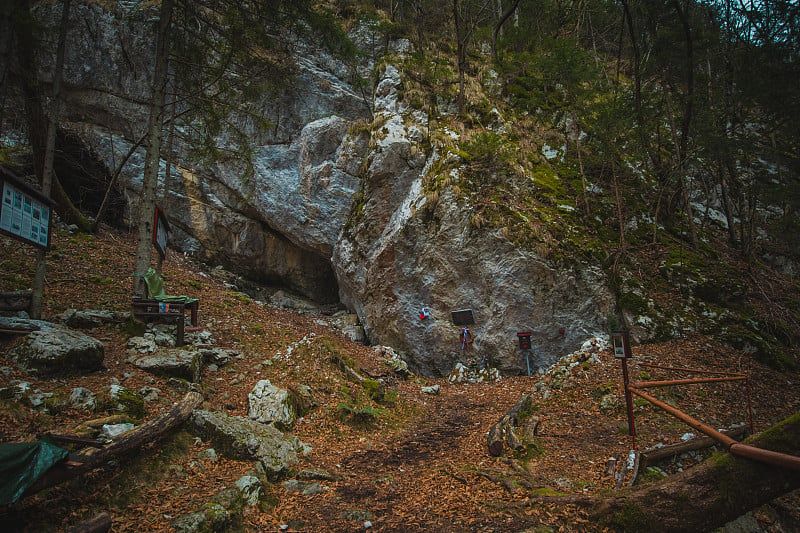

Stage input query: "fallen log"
[
  {"left": 21, "top": 391, "right": 203, "bottom": 499},
  {"left": 639, "top": 425, "right": 748, "bottom": 467},
  {"left": 66, "top": 512, "right": 112, "bottom": 533},
  {"left": 487, "top": 394, "right": 539, "bottom": 456},
  {"left": 513, "top": 413, "right": 800, "bottom": 532},
  {"left": 594, "top": 413, "right": 800, "bottom": 532}
]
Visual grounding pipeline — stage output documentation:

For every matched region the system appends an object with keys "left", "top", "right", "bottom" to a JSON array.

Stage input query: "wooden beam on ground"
[
  {"left": 487, "top": 394, "right": 538, "bottom": 456},
  {"left": 22, "top": 391, "right": 203, "bottom": 499},
  {"left": 640, "top": 425, "right": 749, "bottom": 467},
  {"left": 66, "top": 512, "right": 112, "bottom": 533}
]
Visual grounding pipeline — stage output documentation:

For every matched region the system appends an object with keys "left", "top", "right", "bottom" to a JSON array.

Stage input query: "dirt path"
[{"left": 274, "top": 384, "right": 529, "bottom": 532}]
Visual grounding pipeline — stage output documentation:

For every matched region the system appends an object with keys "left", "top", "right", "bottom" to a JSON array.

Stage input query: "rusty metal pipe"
[
  {"left": 637, "top": 363, "right": 746, "bottom": 378},
  {"left": 634, "top": 376, "right": 747, "bottom": 388},
  {"left": 730, "top": 443, "right": 800, "bottom": 472},
  {"left": 628, "top": 386, "right": 738, "bottom": 447},
  {"left": 629, "top": 386, "right": 800, "bottom": 473}
]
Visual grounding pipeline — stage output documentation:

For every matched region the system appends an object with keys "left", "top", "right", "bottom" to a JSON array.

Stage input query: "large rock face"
[
  {"left": 333, "top": 66, "right": 614, "bottom": 375},
  {"left": 31, "top": 3, "right": 613, "bottom": 375}
]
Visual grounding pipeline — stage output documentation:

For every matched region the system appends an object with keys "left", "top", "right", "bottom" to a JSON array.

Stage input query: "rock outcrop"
[
  {"left": 190, "top": 409, "right": 308, "bottom": 482},
  {"left": 10, "top": 325, "right": 105, "bottom": 376},
  {"left": 28, "top": 3, "right": 614, "bottom": 376},
  {"left": 333, "top": 65, "right": 614, "bottom": 375}
]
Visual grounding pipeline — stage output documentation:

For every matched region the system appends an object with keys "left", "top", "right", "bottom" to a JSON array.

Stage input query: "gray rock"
[
  {"left": 190, "top": 409, "right": 307, "bottom": 481},
  {"left": 171, "top": 511, "right": 206, "bottom": 533},
  {"left": 149, "top": 325, "right": 178, "bottom": 348},
  {"left": 106, "top": 384, "right": 144, "bottom": 417},
  {"left": 298, "top": 469, "right": 342, "bottom": 482},
  {"left": 11, "top": 327, "right": 104, "bottom": 376},
  {"left": 132, "top": 349, "right": 203, "bottom": 382},
  {"left": 126, "top": 335, "right": 157, "bottom": 354},
  {"left": 247, "top": 379, "right": 296, "bottom": 430},
  {"left": 70, "top": 386, "right": 96, "bottom": 410},
  {"left": 421, "top": 385, "right": 440, "bottom": 395},
  {"left": 138, "top": 386, "right": 161, "bottom": 403},
  {"left": 27, "top": 389, "right": 53, "bottom": 408},
  {"left": 197, "top": 448, "right": 218, "bottom": 462},
  {"left": 102, "top": 423, "right": 135, "bottom": 438},
  {"left": 282, "top": 479, "right": 324, "bottom": 496},
  {"left": 341, "top": 324, "right": 366, "bottom": 343},
  {"left": 61, "top": 309, "right": 120, "bottom": 328},
  {"left": 0, "top": 316, "right": 52, "bottom": 333},
  {"left": 268, "top": 290, "right": 319, "bottom": 311},
  {"left": 235, "top": 475, "right": 262, "bottom": 507},
  {"left": 171, "top": 474, "right": 262, "bottom": 533},
  {"left": 196, "top": 347, "right": 239, "bottom": 366},
  {"left": 191, "top": 502, "right": 229, "bottom": 532},
  {"left": 29, "top": 3, "right": 619, "bottom": 377}
]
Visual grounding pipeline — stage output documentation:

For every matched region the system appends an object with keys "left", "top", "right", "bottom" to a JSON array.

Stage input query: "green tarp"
[
  {"left": 143, "top": 268, "right": 197, "bottom": 303},
  {"left": 0, "top": 437, "right": 68, "bottom": 505}
]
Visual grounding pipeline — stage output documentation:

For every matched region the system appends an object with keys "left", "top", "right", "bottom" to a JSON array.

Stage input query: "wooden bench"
[
  {"left": 0, "top": 290, "right": 33, "bottom": 315},
  {"left": 131, "top": 297, "right": 199, "bottom": 346}
]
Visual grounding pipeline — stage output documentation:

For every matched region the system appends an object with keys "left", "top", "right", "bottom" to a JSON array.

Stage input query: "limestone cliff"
[{"left": 29, "top": 2, "right": 613, "bottom": 376}]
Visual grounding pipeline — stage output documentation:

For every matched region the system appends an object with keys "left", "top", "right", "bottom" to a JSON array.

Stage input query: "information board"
[
  {"left": 0, "top": 171, "right": 52, "bottom": 250},
  {"left": 451, "top": 309, "right": 475, "bottom": 326}
]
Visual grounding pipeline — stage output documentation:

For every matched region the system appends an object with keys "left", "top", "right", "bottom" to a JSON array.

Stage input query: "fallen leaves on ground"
[{"left": 1, "top": 224, "right": 799, "bottom": 532}]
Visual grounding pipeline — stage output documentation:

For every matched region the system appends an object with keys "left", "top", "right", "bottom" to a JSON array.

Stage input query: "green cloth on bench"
[{"left": 143, "top": 268, "right": 198, "bottom": 303}]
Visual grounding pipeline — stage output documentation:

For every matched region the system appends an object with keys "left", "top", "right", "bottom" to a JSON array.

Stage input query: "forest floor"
[{"left": 1, "top": 224, "right": 799, "bottom": 532}]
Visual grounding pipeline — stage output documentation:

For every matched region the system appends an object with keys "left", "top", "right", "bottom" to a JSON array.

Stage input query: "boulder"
[
  {"left": 247, "top": 379, "right": 296, "bottom": 430},
  {"left": 28, "top": 3, "right": 619, "bottom": 377},
  {"left": 61, "top": 309, "right": 122, "bottom": 329},
  {"left": 38, "top": 2, "right": 370, "bottom": 305},
  {"left": 196, "top": 347, "right": 241, "bottom": 366},
  {"left": 132, "top": 349, "right": 203, "bottom": 382},
  {"left": 11, "top": 327, "right": 105, "bottom": 376},
  {"left": 171, "top": 474, "right": 263, "bottom": 533},
  {"left": 69, "top": 386, "right": 96, "bottom": 410},
  {"left": 190, "top": 409, "right": 308, "bottom": 481}
]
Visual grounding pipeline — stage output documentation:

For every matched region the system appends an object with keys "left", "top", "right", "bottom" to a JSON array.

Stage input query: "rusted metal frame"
[
  {"left": 634, "top": 362, "right": 753, "bottom": 431},
  {"left": 634, "top": 376, "right": 747, "bottom": 388},
  {"left": 621, "top": 356, "right": 637, "bottom": 449},
  {"left": 628, "top": 386, "right": 800, "bottom": 472},
  {"left": 637, "top": 362, "right": 746, "bottom": 378},
  {"left": 628, "top": 386, "right": 739, "bottom": 447}
]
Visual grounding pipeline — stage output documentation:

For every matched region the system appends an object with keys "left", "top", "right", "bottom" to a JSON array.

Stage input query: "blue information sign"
[{"left": 0, "top": 167, "right": 53, "bottom": 249}]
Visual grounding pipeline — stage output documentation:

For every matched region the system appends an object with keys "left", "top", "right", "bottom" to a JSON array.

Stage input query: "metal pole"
[
  {"left": 637, "top": 363, "right": 746, "bottom": 378},
  {"left": 745, "top": 376, "right": 755, "bottom": 434},
  {"left": 634, "top": 376, "right": 747, "bottom": 388},
  {"left": 621, "top": 356, "right": 636, "bottom": 445}
]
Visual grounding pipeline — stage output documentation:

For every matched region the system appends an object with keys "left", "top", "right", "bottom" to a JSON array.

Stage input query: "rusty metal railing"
[{"left": 617, "top": 347, "right": 800, "bottom": 473}]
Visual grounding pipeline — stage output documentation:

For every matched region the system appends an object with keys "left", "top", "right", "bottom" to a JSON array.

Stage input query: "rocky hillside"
[
  {"left": 3, "top": 1, "right": 798, "bottom": 379},
  {"left": 1, "top": 223, "right": 799, "bottom": 531}
]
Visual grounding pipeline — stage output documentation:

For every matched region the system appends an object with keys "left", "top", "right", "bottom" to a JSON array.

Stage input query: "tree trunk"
[
  {"left": 491, "top": 0, "right": 520, "bottom": 62},
  {"left": 22, "top": 391, "right": 202, "bottom": 499},
  {"left": 717, "top": 162, "right": 739, "bottom": 245},
  {"left": 133, "top": 0, "right": 174, "bottom": 296},
  {"left": 453, "top": 0, "right": 467, "bottom": 116},
  {"left": 591, "top": 413, "right": 800, "bottom": 532},
  {"left": 30, "top": 0, "right": 71, "bottom": 319},
  {"left": 639, "top": 425, "right": 748, "bottom": 467}
]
